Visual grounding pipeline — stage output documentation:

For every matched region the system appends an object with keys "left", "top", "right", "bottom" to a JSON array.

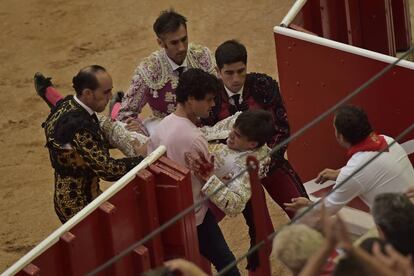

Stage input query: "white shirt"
[
  {"left": 166, "top": 55, "right": 187, "bottom": 74},
  {"left": 224, "top": 85, "right": 244, "bottom": 105},
  {"left": 74, "top": 95, "right": 95, "bottom": 115},
  {"left": 325, "top": 135, "right": 414, "bottom": 214}
]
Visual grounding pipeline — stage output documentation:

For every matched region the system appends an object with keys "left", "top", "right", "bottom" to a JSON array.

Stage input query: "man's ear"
[
  {"left": 215, "top": 66, "right": 221, "bottom": 78},
  {"left": 157, "top": 37, "right": 165, "bottom": 48},
  {"left": 82, "top": 88, "right": 93, "bottom": 99}
]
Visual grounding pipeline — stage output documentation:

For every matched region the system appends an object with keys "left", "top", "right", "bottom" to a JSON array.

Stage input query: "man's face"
[
  {"left": 189, "top": 93, "right": 216, "bottom": 119},
  {"left": 158, "top": 24, "right": 188, "bottom": 65},
  {"left": 218, "top": 61, "right": 247, "bottom": 93},
  {"left": 227, "top": 126, "right": 257, "bottom": 151},
  {"left": 87, "top": 71, "right": 113, "bottom": 113}
]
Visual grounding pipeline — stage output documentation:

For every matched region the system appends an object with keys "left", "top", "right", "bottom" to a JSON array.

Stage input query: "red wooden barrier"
[
  {"left": 290, "top": 0, "right": 402, "bottom": 56},
  {"left": 392, "top": 0, "right": 412, "bottom": 51},
  {"left": 149, "top": 157, "right": 203, "bottom": 268},
  {"left": 246, "top": 156, "right": 274, "bottom": 276},
  {"left": 274, "top": 27, "right": 414, "bottom": 181},
  {"left": 12, "top": 161, "right": 185, "bottom": 275}
]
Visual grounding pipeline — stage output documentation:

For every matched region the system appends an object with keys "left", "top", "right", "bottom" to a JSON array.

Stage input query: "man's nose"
[
  {"left": 233, "top": 73, "right": 242, "bottom": 83},
  {"left": 178, "top": 41, "right": 186, "bottom": 52}
]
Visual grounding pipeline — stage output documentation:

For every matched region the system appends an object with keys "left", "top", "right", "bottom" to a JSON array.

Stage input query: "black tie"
[
  {"left": 91, "top": 113, "right": 99, "bottom": 125},
  {"left": 231, "top": 94, "right": 241, "bottom": 110},
  {"left": 176, "top": 67, "right": 185, "bottom": 78}
]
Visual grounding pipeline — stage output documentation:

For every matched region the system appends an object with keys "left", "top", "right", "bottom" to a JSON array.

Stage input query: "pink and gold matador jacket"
[{"left": 117, "top": 43, "right": 216, "bottom": 121}]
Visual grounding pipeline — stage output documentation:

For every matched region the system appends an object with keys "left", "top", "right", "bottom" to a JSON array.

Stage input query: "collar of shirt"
[
  {"left": 224, "top": 85, "right": 244, "bottom": 104},
  {"left": 63, "top": 95, "right": 96, "bottom": 150},
  {"left": 166, "top": 55, "right": 188, "bottom": 71},
  {"left": 74, "top": 94, "right": 95, "bottom": 116}
]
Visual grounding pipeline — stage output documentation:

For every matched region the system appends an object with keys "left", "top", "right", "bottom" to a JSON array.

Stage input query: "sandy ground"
[
  {"left": 2, "top": 0, "right": 413, "bottom": 274},
  {"left": 0, "top": 0, "right": 294, "bottom": 274}
]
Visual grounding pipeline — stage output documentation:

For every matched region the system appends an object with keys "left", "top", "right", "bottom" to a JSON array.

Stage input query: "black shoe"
[
  {"left": 109, "top": 91, "right": 124, "bottom": 117},
  {"left": 34, "top": 72, "right": 54, "bottom": 108}
]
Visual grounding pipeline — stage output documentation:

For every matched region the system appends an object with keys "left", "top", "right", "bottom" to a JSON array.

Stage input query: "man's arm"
[
  {"left": 72, "top": 128, "right": 143, "bottom": 181},
  {"left": 98, "top": 115, "right": 149, "bottom": 157},
  {"left": 202, "top": 172, "right": 251, "bottom": 217},
  {"left": 199, "top": 112, "right": 241, "bottom": 141},
  {"left": 117, "top": 72, "right": 150, "bottom": 122}
]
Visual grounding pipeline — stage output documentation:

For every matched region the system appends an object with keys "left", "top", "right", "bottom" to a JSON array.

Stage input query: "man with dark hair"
[
  {"left": 372, "top": 193, "right": 414, "bottom": 256},
  {"left": 43, "top": 65, "right": 144, "bottom": 223},
  {"left": 200, "top": 39, "right": 308, "bottom": 271},
  {"left": 34, "top": 9, "right": 215, "bottom": 127},
  {"left": 285, "top": 105, "right": 414, "bottom": 215},
  {"left": 187, "top": 109, "right": 275, "bottom": 217},
  {"left": 204, "top": 39, "right": 307, "bottom": 212},
  {"left": 148, "top": 68, "right": 240, "bottom": 276},
  {"left": 117, "top": 9, "right": 215, "bottom": 124}
]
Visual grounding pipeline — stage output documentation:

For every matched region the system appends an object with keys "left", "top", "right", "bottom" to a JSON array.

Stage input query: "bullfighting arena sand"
[{"left": 1, "top": 0, "right": 413, "bottom": 275}]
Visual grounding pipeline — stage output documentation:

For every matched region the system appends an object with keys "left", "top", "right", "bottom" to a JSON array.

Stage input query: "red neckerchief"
[{"left": 347, "top": 132, "right": 388, "bottom": 158}]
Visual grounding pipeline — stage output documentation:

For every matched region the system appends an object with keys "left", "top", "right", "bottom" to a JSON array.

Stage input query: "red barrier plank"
[
  {"left": 291, "top": 0, "right": 323, "bottom": 36},
  {"left": 246, "top": 156, "right": 273, "bottom": 276},
  {"left": 391, "top": 0, "right": 412, "bottom": 51},
  {"left": 149, "top": 157, "right": 202, "bottom": 268},
  {"left": 106, "top": 169, "right": 164, "bottom": 268},
  {"left": 132, "top": 246, "right": 151, "bottom": 274},
  {"left": 20, "top": 264, "right": 40, "bottom": 276},
  {"left": 359, "top": 0, "right": 396, "bottom": 55},
  {"left": 344, "top": 0, "right": 363, "bottom": 46},
  {"left": 274, "top": 30, "right": 414, "bottom": 181},
  {"left": 22, "top": 242, "right": 65, "bottom": 276},
  {"left": 320, "top": 0, "right": 348, "bottom": 43}
]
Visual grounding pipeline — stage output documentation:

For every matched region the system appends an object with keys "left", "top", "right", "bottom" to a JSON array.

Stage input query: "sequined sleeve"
[
  {"left": 98, "top": 115, "right": 149, "bottom": 157},
  {"left": 201, "top": 167, "right": 251, "bottom": 217},
  {"left": 72, "top": 129, "right": 143, "bottom": 181},
  {"left": 199, "top": 112, "right": 241, "bottom": 141},
  {"left": 201, "top": 144, "right": 271, "bottom": 216},
  {"left": 117, "top": 72, "right": 150, "bottom": 122}
]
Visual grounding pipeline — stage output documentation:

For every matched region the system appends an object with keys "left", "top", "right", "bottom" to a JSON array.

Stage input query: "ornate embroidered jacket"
[
  {"left": 202, "top": 72, "right": 290, "bottom": 158},
  {"left": 43, "top": 96, "right": 143, "bottom": 222},
  {"left": 118, "top": 43, "right": 216, "bottom": 121},
  {"left": 199, "top": 113, "right": 271, "bottom": 216}
]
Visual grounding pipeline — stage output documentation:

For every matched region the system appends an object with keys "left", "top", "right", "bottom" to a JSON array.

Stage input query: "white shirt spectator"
[{"left": 326, "top": 135, "right": 414, "bottom": 214}]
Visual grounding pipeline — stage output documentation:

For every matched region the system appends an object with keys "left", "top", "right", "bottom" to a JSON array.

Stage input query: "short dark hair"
[
  {"left": 153, "top": 9, "right": 187, "bottom": 37},
  {"left": 175, "top": 68, "right": 220, "bottom": 103},
  {"left": 215, "top": 40, "right": 247, "bottom": 69},
  {"left": 359, "top": 237, "right": 388, "bottom": 255},
  {"left": 334, "top": 105, "right": 373, "bottom": 145},
  {"left": 372, "top": 193, "right": 414, "bottom": 255},
  {"left": 333, "top": 255, "right": 367, "bottom": 276},
  {"left": 234, "top": 110, "right": 276, "bottom": 148},
  {"left": 72, "top": 65, "right": 107, "bottom": 96}
]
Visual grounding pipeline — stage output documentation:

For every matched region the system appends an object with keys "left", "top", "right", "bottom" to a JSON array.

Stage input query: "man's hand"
[
  {"left": 284, "top": 197, "right": 312, "bottom": 212},
  {"left": 315, "top": 168, "right": 340, "bottom": 184},
  {"left": 372, "top": 243, "right": 414, "bottom": 276},
  {"left": 164, "top": 258, "right": 207, "bottom": 276},
  {"left": 125, "top": 117, "right": 148, "bottom": 135},
  {"left": 184, "top": 150, "right": 214, "bottom": 182},
  {"left": 405, "top": 186, "right": 414, "bottom": 200},
  {"left": 334, "top": 214, "right": 352, "bottom": 252},
  {"left": 131, "top": 140, "right": 147, "bottom": 157}
]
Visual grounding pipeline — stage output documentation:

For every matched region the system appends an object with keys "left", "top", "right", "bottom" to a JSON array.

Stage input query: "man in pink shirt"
[{"left": 148, "top": 68, "right": 240, "bottom": 276}]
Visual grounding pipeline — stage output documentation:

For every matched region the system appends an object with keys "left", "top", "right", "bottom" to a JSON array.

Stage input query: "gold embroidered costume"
[{"left": 43, "top": 96, "right": 143, "bottom": 222}]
